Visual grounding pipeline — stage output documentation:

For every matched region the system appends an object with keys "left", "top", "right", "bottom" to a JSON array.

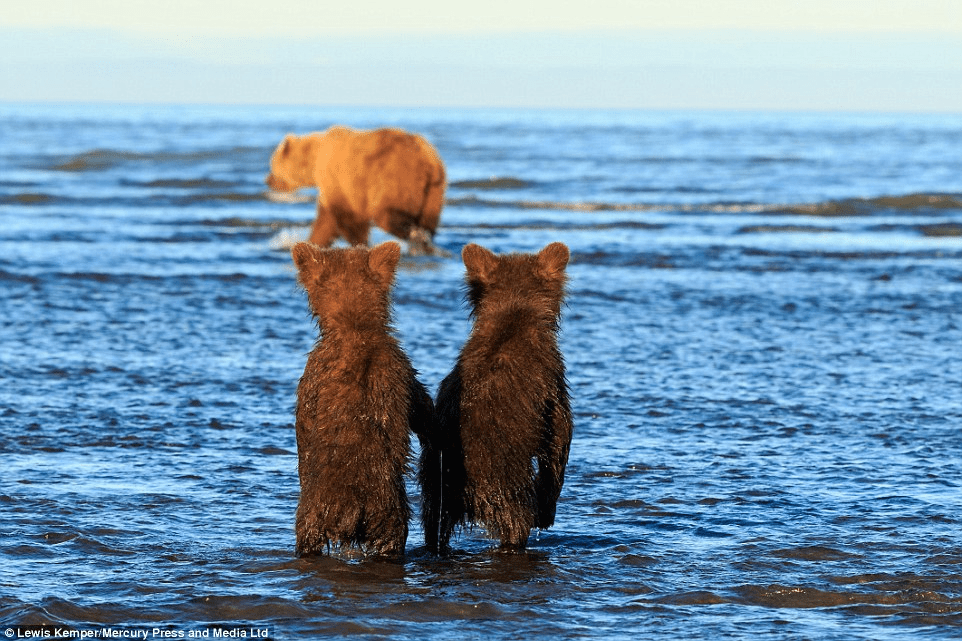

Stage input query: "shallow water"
[{"left": 2, "top": 104, "right": 962, "bottom": 639}]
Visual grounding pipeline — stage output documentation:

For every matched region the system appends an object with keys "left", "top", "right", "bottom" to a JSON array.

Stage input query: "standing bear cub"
[
  {"left": 420, "top": 242, "right": 573, "bottom": 552},
  {"left": 267, "top": 126, "right": 447, "bottom": 256},
  {"left": 292, "top": 241, "right": 435, "bottom": 556}
]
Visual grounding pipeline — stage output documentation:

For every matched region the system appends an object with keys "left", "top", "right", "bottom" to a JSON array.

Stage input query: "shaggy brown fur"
[
  {"left": 267, "top": 126, "right": 447, "bottom": 256},
  {"left": 420, "top": 242, "right": 573, "bottom": 552},
  {"left": 292, "top": 241, "right": 435, "bottom": 556}
]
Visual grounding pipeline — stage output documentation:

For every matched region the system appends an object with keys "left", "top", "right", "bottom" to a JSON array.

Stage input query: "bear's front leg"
[{"left": 308, "top": 199, "right": 339, "bottom": 247}]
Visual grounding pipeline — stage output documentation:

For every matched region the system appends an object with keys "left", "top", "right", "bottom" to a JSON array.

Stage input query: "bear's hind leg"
[
  {"left": 496, "top": 520, "right": 531, "bottom": 553},
  {"left": 370, "top": 526, "right": 408, "bottom": 556},
  {"left": 371, "top": 207, "right": 448, "bottom": 256},
  {"left": 374, "top": 206, "right": 415, "bottom": 240},
  {"left": 375, "top": 208, "right": 437, "bottom": 256},
  {"left": 367, "top": 505, "right": 409, "bottom": 556},
  {"left": 486, "top": 493, "right": 535, "bottom": 553},
  {"left": 295, "top": 508, "right": 332, "bottom": 557}
]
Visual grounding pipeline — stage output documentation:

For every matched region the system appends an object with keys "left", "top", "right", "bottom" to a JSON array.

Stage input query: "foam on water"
[{"left": 268, "top": 227, "right": 309, "bottom": 251}]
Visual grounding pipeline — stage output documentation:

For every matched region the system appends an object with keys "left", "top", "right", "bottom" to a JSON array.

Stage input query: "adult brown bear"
[{"left": 266, "top": 126, "right": 447, "bottom": 256}]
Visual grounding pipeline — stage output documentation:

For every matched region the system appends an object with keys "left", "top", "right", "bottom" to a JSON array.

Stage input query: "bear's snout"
[{"left": 265, "top": 173, "right": 292, "bottom": 191}]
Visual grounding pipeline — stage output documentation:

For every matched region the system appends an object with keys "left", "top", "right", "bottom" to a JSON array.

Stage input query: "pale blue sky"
[{"left": 2, "top": 0, "right": 961, "bottom": 111}]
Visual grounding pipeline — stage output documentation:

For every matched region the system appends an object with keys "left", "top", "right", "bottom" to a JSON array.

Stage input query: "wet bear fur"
[
  {"left": 266, "top": 126, "right": 447, "bottom": 256},
  {"left": 292, "top": 241, "right": 436, "bottom": 556},
  {"left": 420, "top": 242, "right": 573, "bottom": 552}
]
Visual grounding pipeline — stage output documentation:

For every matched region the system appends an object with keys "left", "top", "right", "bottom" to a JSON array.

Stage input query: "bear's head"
[
  {"left": 292, "top": 241, "right": 402, "bottom": 333},
  {"left": 462, "top": 242, "right": 569, "bottom": 321},
  {"left": 266, "top": 134, "right": 316, "bottom": 192}
]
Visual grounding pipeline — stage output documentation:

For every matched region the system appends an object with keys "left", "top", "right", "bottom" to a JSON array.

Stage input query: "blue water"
[{"left": 2, "top": 104, "right": 962, "bottom": 640}]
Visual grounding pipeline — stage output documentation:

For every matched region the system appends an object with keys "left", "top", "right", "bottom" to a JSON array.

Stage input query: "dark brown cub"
[{"left": 421, "top": 242, "right": 573, "bottom": 552}]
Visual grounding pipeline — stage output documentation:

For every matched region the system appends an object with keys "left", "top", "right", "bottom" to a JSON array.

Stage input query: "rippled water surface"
[{"left": 2, "top": 104, "right": 962, "bottom": 639}]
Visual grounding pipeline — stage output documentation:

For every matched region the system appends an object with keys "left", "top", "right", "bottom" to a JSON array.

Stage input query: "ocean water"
[{"left": 2, "top": 103, "right": 962, "bottom": 640}]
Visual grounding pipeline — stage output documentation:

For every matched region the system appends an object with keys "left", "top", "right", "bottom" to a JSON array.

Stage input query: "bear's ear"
[
  {"left": 368, "top": 241, "right": 401, "bottom": 286},
  {"left": 291, "top": 242, "right": 322, "bottom": 277},
  {"left": 536, "top": 242, "right": 570, "bottom": 282},
  {"left": 462, "top": 243, "right": 498, "bottom": 283},
  {"left": 279, "top": 135, "right": 294, "bottom": 157}
]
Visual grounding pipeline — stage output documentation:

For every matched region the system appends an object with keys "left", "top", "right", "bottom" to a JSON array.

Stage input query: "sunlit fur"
[{"left": 267, "top": 126, "right": 446, "bottom": 255}]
